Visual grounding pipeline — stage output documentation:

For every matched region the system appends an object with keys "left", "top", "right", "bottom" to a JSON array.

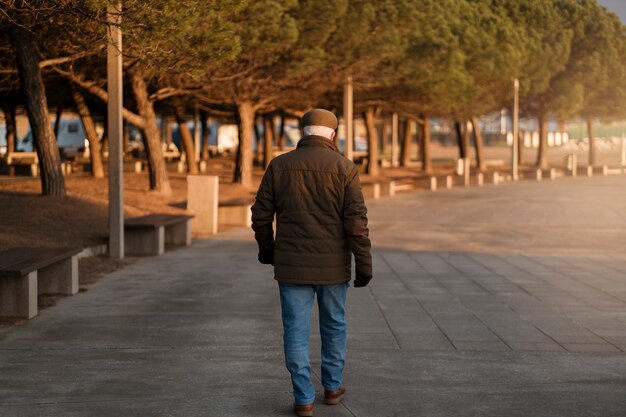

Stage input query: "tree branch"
[
  {"left": 39, "top": 45, "right": 106, "bottom": 68},
  {"left": 52, "top": 65, "right": 146, "bottom": 129},
  {"left": 148, "top": 87, "right": 193, "bottom": 102},
  {"left": 196, "top": 104, "right": 234, "bottom": 118},
  {"left": 0, "top": 45, "right": 106, "bottom": 74}
]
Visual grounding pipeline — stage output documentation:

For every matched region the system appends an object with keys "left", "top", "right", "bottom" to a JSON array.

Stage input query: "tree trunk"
[
  {"left": 421, "top": 118, "right": 432, "bottom": 174},
  {"left": 53, "top": 103, "right": 63, "bottom": 139},
  {"left": 9, "top": 25, "right": 65, "bottom": 196},
  {"left": 123, "top": 121, "right": 130, "bottom": 154},
  {"left": 471, "top": 116, "right": 485, "bottom": 171},
  {"left": 587, "top": 117, "right": 595, "bottom": 167},
  {"left": 174, "top": 105, "right": 199, "bottom": 174},
  {"left": 234, "top": 111, "right": 242, "bottom": 183},
  {"left": 254, "top": 118, "right": 263, "bottom": 165},
  {"left": 163, "top": 117, "right": 174, "bottom": 148},
  {"left": 263, "top": 115, "right": 274, "bottom": 170},
  {"left": 381, "top": 117, "right": 390, "bottom": 157},
  {"left": 536, "top": 113, "right": 548, "bottom": 169},
  {"left": 235, "top": 101, "right": 255, "bottom": 187},
  {"left": 71, "top": 88, "right": 104, "bottom": 178},
  {"left": 414, "top": 122, "right": 421, "bottom": 168},
  {"left": 464, "top": 122, "right": 471, "bottom": 159},
  {"left": 400, "top": 118, "right": 413, "bottom": 167},
  {"left": 454, "top": 121, "right": 467, "bottom": 159},
  {"left": 364, "top": 107, "right": 380, "bottom": 177},
  {"left": 128, "top": 65, "right": 171, "bottom": 195},
  {"left": 101, "top": 111, "right": 109, "bottom": 157},
  {"left": 277, "top": 111, "right": 286, "bottom": 150},
  {"left": 200, "top": 110, "right": 210, "bottom": 160},
  {"left": 1, "top": 102, "right": 17, "bottom": 153}
]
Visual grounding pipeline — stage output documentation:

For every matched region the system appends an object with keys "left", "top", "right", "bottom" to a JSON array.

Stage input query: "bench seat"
[
  {"left": 0, "top": 247, "right": 81, "bottom": 319},
  {"left": 124, "top": 214, "right": 193, "bottom": 256},
  {"left": 218, "top": 199, "right": 253, "bottom": 227},
  {"left": 4, "top": 152, "right": 38, "bottom": 176}
]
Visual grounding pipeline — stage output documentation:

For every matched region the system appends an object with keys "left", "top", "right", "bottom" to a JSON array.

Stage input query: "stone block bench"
[
  {"left": 125, "top": 214, "right": 193, "bottom": 256},
  {"left": 389, "top": 177, "right": 417, "bottom": 195},
  {"left": 428, "top": 174, "right": 455, "bottom": 190},
  {"left": 124, "top": 160, "right": 143, "bottom": 173},
  {"left": 606, "top": 166, "right": 626, "bottom": 175},
  {"left": 583, "top": 165, "right": 609, "bottom": 177},
  {"left": 0, "top": 247, "right": 80, "bottom": 319},
  {"left": 4, "top": 152, "right": 38, "bottom": 177},
  {"left": 361, "top": 179, "right": 395, "bottom": 200},
  {"left": 361, "top": 180, "right": 381, "bottom": 200},
  {"left": 218, "top": 199, "right": 253, "bottom": 227}
]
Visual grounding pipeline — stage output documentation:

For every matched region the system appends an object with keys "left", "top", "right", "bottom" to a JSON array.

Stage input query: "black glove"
[
  {"left": 258, "top": 250, "right": 274, "bottom": 265},
  {"left": 354, "top": 276, "right": 371, "bottom": 288}
]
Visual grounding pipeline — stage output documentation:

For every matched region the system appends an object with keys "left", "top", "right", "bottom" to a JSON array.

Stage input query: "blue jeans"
[{"left": 278, "top": 281, "right": 349, "bottom": 405}]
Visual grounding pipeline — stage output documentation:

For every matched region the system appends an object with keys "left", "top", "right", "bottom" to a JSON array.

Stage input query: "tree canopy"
[{"left": 1, "top": 0, "right": 626, "bottom": 191}]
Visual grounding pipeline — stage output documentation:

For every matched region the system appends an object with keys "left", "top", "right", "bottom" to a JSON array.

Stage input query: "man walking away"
[{"left": 251, "top": 108, "right": 373, "bottom": 417}]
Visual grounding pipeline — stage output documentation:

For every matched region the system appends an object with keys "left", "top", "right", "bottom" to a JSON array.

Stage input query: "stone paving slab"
[{"left": 1, "top": 175, "right": 626, "bottom": 416}]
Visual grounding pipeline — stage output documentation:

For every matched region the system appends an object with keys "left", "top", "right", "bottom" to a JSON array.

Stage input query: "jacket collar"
[{"left": 297, "top": 135, "right": 339, "bottom": 153}]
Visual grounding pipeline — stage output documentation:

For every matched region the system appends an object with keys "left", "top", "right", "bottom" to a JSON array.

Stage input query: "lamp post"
[
  {"left": 107, "top": 2, "right": 124, "bottom": 259},
  {"left": 343, "top": 76, "right": 354, "bottom": 161},
  {"left": 512, "top": 78, "right": 519, "bottom": 181}
]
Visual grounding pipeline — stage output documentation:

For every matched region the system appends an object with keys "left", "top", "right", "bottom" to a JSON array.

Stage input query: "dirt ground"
[
  {"left": 0, "top": 170, "right": 257, "bottom": 251},
  {"left": 0, "top": 160, "right": 258, "bottom": 318}
]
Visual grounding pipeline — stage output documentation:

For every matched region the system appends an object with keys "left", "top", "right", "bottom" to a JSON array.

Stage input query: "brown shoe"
[
  {"left": 324, "top": 387, "right": 346, "bottom": 405},
  {"left": 294, "top": 403, "right": 314, "bottom": 417}
]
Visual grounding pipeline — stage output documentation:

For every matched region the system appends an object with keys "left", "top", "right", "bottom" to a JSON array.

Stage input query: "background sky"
[{"left": 597, "top": 0, "right": 626, "bottom": 23}]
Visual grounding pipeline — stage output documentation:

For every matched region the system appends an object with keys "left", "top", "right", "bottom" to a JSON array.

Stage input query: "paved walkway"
[{"left": 1, "top": 175, "right": 626, "bottom": 416}]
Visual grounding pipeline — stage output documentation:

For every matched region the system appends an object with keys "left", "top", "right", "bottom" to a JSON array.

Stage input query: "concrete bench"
[
  {"left": 378, "top": 179, "right": 394, "bottom": 196},
  {"left": 390, "top": 181, "right": 414, "bottom": 195},
  {"left": 520, "top": 168, "right": 544, "bottom": 181},
  {"left": 361, "top": 181, "right": 381, "bottom": 200},
  {"left": 124, "top": 160, "right": 143, "bottom": 173},
  {"left": 411, "top": 176, "right": 437, "bottom": 191},
  {"left": 583, "top": 165, "right": 609, "bottom": 177},
  {"left": 125, "top": 214, "right": 193, "bottom": 256},
  {"left": 5, "top": 152, "right": 38, "bottom": 177},
  {"left": 606, "top": 166, "right": 626, "bottom": 175},
  {"left": 361, "top": 179, "right": 395, "bottom": 200},
  {"left": 0, "top": 247, "right": 80, "bottom": 319},
  {"left": 428, "top": 174, "right": 455, "bottom": 190},
  {"left": 218, "top": 199, "right": 253, "bottom": 227},
  {"left": 389, "top": 177, "right": 417, "bottom": 195}
]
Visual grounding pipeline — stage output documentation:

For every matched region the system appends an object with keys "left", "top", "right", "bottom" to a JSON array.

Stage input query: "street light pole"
[
  {"left": 343, "top": 76, "right": 354, "bottom": 161},
  {"left": 512, "top": 78, "right": 519, "bottom": 181},
  {"left": 107, "top": 2, "right": 124, "bottom": 259}
]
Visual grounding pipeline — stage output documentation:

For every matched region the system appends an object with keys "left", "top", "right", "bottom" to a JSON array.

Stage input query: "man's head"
[{"left": 301, "top": 108, "right": 338, "bottom": 141}]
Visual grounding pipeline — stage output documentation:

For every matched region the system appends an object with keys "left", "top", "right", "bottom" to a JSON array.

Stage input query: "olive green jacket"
[{"left": 251, "top": 135, "right": 372, "bottom": 285}]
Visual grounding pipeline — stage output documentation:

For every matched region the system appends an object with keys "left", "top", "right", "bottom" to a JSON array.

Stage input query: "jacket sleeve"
[
  {"left": 251, "top": 163, "right": 276, "bottom": 261},
  {"left": 342, "top": 166, "right": 372, "bottom": 280}
]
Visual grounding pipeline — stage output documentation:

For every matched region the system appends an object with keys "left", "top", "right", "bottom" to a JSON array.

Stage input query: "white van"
[{"left": 18, "top": 119, "right": 89, "bottom": 154}]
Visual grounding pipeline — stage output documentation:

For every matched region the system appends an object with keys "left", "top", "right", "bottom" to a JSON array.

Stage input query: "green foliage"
[
  {"left": 113, "top": 0, "right": 244, "bottom": 75},
  {"left": 2, "top": 0, "right": 626, "bottom": 122}
]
